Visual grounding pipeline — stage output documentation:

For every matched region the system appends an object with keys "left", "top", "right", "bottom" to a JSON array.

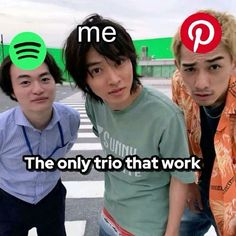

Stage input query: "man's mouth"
[
  {"left": 31, "top": 97, "right": 48, "bottom": 102},
  {"left": 108, "top": 87, "right": 125, "bottom": 95}
]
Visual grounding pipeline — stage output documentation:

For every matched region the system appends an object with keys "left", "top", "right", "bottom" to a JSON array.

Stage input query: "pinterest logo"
[{"left": 180, "top": 12, "right": 222, "bottom": 53}]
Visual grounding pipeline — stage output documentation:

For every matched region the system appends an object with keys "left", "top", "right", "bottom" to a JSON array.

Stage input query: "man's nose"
[
  {"left": 32, "top": 81, "right": 44, "bottom": 94},
  {"left": 194, "top": 71, "right": 210, "bottom": 90},
  {"left": 107, "top": 67, "right": 121, "bottom": 85}
]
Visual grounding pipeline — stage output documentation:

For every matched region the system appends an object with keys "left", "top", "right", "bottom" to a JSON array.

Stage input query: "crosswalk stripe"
[
  {"left": 64, "top": 102, "right": 83, "bottom": 104},
  {"left": 28, "top": 221, "right": 86, "bottom": 236},
  {"left": 80, "top": 118, "right": 90, "bottom": 123},
  {"left": 73, "top": 107, "right": 85, "bottom": 109},
  {"left": 80, "top": 114, "right": 88, "bottom": 118},
  {"left": 65, "top": 221, "right": 86, "bottom": 236},
  {"left": 72, "top": 143, "right": 102, "bottom": 150},
  {"left": 78, "top": 132, "right": 96, "bottom": 138},
  {"left": 75, "top": 109, "right": 86, "bottom": 112},
  {"left": 63, "top": 181, "right": 104, "bottom": 198},
  {"left": 80, "top": 124, "right": 92, "bottom": 129},
  {"left": 64, "top": 104, "right": 85, "bottom": 106}
]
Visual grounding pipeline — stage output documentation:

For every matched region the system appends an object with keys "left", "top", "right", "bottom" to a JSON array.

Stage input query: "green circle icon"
[{"left": 9, "top": 32, "right": 47, "bottom": 70}]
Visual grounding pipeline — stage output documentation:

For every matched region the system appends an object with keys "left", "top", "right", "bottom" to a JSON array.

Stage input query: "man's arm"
[
  {"left": 229, "top": 216, "right": 236, "bottom": 236},
  {"left": 164, "top": 176, "right": 188, "bottom": 236}
]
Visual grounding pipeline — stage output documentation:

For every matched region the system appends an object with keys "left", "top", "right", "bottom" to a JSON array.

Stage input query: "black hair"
[{"left": 63, "top": 13, "right": 141, "bottom": 102}]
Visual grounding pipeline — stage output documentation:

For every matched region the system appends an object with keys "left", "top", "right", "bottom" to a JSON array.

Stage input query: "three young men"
[{"left": 2, "top": 8, "right": 234, "bottom": 236}]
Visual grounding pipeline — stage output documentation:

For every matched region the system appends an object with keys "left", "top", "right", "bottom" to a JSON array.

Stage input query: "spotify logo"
[{"left": 9, "top": 32, "right": 47, "bottom": 70}]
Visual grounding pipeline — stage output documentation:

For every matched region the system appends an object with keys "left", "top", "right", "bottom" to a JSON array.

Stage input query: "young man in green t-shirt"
[{"left": 64, "top": 14, "right": 195, "bottom": 236}]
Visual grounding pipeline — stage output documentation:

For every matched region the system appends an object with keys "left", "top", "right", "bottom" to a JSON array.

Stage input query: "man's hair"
[
  {"left": 0, "top": 52, "right": 63, "bottom": 101},
  {"left": 172, "top": 9, "right": 236, "bottom": 65},
  {"left": 63, "top": 13, "right": 141, "bottom": 102}
]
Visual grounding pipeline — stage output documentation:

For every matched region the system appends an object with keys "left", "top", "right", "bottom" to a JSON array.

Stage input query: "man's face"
[
  {"left": 85, "top": 47, "right": 134, "bottom": 110},
  {"left": 10, "top": 63, "right": 56, "bottom": 115},
  {"left": 177, "top": 44, "right": 236, "bottom": 107}
]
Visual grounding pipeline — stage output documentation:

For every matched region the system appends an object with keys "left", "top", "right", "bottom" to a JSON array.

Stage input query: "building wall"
[
  {"left": 0, "top": 37, "right": 175, "bottom": 80},
  {"left": 141, "top": 64, "right": 176, "bottom": 78},
  {"left": 133, "top": 37, "right": 174, "bottom": 60}
]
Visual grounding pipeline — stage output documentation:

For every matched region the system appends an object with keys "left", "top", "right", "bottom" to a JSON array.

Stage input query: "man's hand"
[
  {"left": 228, "top": 215, "right": 236, "bottom": 236},
  {"left": 186, "top": 183, "right": 203, "bottom": 213},
  {"left": 228, "top": 199, "right": 236, "bottom": 235}
]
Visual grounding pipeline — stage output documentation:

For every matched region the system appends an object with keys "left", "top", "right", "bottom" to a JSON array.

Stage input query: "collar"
[
  {"left": 14, "top": 103, "right": 61, "bottom": 131},
  {"left": 217, "top": 76, "right": 236, "bottom": 131},
  {"left": 226, "top": 75, "right": 236, "bottom": 115}
]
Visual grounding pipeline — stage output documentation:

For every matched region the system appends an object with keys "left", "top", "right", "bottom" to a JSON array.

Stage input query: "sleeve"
[
  {"left": 171, "top": 70, "right": 196, "bottom": 157},
  {"left": 159, "top": 111, "right": 195, "bottom": 184},
  {"left": 85, "top": 95, "right": 99, "bottom": 137},
  {"left": 66, "top": 109, "right": 80, "bottom": 152},
  {"left": 171, "top": 70, "right": 182, "bottom": 106},
  {"left": 0, "top": 129, "right": 2, "bottom": 155}
]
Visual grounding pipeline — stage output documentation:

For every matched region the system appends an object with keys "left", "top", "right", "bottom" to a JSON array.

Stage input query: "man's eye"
[
  {"left": 93, "top": 68, "right": 101, "bottom": 73},
  {"left": 116, "top": 58, "right": 126, "bottom": 66},
  {"left": 41, "top": 77, "right": 51, "bottom": 82},
  {"left": 20, "top": 81, "right": 30, "bottom": 86},
  {"left": 209, "top": 64, "right": 221, "bottom": 70},
  {"left": 90, "top": 67, "right": 102, "bottom": 76},
  {"left": 184, "top": 67, "right": 195, "bottom": 72}
]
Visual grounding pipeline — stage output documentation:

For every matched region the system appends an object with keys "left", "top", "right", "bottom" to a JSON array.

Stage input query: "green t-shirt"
[{"left": 86, "top": 86, "right": 195, "bottom": 236}]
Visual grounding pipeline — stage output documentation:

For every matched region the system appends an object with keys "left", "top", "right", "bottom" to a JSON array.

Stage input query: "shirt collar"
[
  {"left": 226, "top": 75, "right": 236, "bottom": 115},
  {"left": 14, "top": 103, "right": 61, "bottom": 131}
]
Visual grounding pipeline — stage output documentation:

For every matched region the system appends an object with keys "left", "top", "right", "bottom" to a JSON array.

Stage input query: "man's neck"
[
  {"left": 208, "top": 90, "right": 227, "bottom": 109},
  {"left": 23, "top": 108, "right": 53, "bottom": 131}
]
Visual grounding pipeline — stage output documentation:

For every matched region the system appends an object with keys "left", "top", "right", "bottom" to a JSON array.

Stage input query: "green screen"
[{"left": 0, "top": 37, "right": 174, "bottom": 80}]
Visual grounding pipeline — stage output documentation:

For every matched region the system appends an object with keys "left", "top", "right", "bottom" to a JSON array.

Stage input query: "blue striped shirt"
[{"left": 0, "top": 102, "right": 80, "bottom": 204}]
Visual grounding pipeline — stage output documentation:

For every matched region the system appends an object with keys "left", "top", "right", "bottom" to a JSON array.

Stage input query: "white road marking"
[
  {"left": 80, "top": 118, "right": 91, "bottom": 123},
  {"left": 63, "top": 181, "right": 104, "bottom": 198},
  {"left": 28, "top": 221, "right": 86, "bottom": 236},
  {"left": 72, "top": 143, "right": 102, "bottom": 150},
  {"left": 80, "top": 125, "right": 92, "bottom": 129},
  {"left": 80, "top": 114, "right": 88, "bottom": 118},
  {"left": 78, "top": 132, "right": 96, "bottom": 138}
]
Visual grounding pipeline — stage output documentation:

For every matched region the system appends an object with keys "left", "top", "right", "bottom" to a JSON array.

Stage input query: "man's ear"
[
  {"left": 174, "top": 59, "right": 180, "bottom": 69},
  {"left": 11, "top": 92, "right": 17, "bottom": 100},
  {"left": 231, "top": 60, "right": 236, "bottom": 76}
]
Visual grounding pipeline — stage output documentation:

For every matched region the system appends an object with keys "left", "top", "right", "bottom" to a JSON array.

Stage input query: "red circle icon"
[{"left": 180, "top": 12, "right": 222, "bottom": 53}]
